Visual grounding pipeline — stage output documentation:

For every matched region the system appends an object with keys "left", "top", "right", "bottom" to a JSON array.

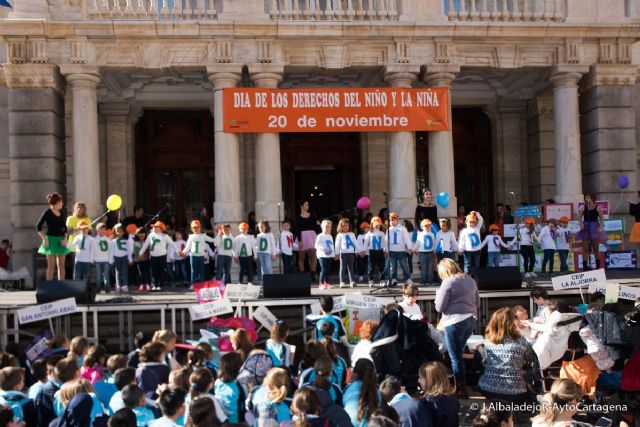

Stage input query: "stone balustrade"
[
  {"left": 86, "top": 0, "right": 217, "bottom": 20},
  {"left": 446, "top": 0, "right": 565, "bottom": 22},
  {"left": 268, "top": 0, "right": 398, "bottom": 21}
]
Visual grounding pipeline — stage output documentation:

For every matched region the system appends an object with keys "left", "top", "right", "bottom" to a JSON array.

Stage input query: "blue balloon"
[
  {"left": 436, "top": 192, "right": 450, "bottom": 208},
  {"left": 618, "top": 175, "right": 630, "bottom": 190}
]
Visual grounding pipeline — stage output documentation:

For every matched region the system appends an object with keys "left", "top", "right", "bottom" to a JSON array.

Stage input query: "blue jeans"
[
  {"left": 486, "top": 252, "right": 501, "bottom": 267},
  {"left": 191, "top": 256, "right": 205, "bottom": 284},
  {"left": 95, "top": 262, "right": 110, "bottom": 290},
  {"left": 443, "top": 316, "right": 476, "bottom": 381},
  {"left": 418, "top": 252, "right": 434, "bottom": 284},
  {"left": 174, "top": 259, "right": 188, "bottom": 284},
  {"left": 257, "top": 252, "right": 273, "bottom": 280},
  {"left": 463, "top": 251, "right": 481, "bottom": 277},
  {"left": 542, "top": 249, "right": 556, "bottom": 273},
  {"left": 558, "top": 250, "right": 569, "bottom": 272},
  {"left": 318, "top": 257, "right": 333, "bottom": 284},
  {"left": 215, "top": 255, "right": 232, "bottom": 283},
  {"left": 389, "top": 251, "right": 411, "bottom": 283},
  {"left": 74, "top": 261, "right": 91, "bottom": 281},
  {"left": 114, "top": 256, "right": 129, "bottom": 287}
]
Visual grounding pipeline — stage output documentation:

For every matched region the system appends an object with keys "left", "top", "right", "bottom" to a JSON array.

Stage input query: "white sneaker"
[
  {"left": 189, "top": 285, "right": 194, "bottom": 291},
  {"left": 122, "top": 286, "right": 129, "bottom": 292},
  {"left": 358, "top": 276, "right": 364, "bottom": 282},
  {"left": 339, "top": 282, "right": 345, "bottom": 288},
  {"left": 350, "top": 282, "right": 356, "bottom": 288},
  {"left": 523, "top": 272, "right": 530, "bottom": 278},
  {"left": 530, "top": 272, "right": 537, "bottom": 277},
  {"left": 406, "top": 278, "right": 414, "bottom": 285},
  {"left": 248, "top": 282, "right": 253, "bottom": 286},
  {"left": 115, "top": 285, "right": 121, "bottom": 292},
  {"left": 368, "top": 280, "right": 374, "bottom": 288}
]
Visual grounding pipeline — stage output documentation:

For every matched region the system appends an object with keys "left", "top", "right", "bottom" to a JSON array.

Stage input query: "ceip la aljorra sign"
[{"left": 223, "top": 87, "right": 449, "bottom": 133}]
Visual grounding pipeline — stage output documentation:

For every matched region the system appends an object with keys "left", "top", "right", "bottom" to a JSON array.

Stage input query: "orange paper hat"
[
  {"left": 125, "top": 224, "right": 137, "bottom": 234},
  {"left": 389, "top": 212, "right": 399, "bottom": 220},
  {"left": 524, "top": 217, "right": 535, "bottom": 225},
  {"left": 152, "top": 221, "right": 166, "bottom": 230},
  {"left": 371, "top": 216, "right": 382, "bottom": 226},
  {"left": 420, "top": 219, "right": 432, "bottom": 228},
  {"left": 239, "top": 222, "right": 250, "bottom": 231},
  {"left": 488, "top": 224, "right": 499, "bottom": 232},
  {"left": 359, "top": 221, "right": 370, "bottom": 230},
  {"left": 559, "top": 216, "right": 570, "bottom": 222},
  {"left": 77, "top": 220, "right": 90, "bottom": 229},
  {"left": 191, "top": 220, "right": 202, "bottom": 229}
]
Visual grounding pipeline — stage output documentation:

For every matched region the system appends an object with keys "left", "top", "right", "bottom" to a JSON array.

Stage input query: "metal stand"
[
  {"left": 277, "top": 202, "right": 283, "bottom": 273},
  {"left": 371, "top": 192, "right": 395, "bottom": 295},
  {"left": 143, "top": 204, "right": 170, "bottom": 229}
]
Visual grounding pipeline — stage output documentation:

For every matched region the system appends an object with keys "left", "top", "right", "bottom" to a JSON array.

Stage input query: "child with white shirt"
[
  {"left": 414, "top": 219, "right": 436, "bottom": 285},
  {"left": 480, "top": 224, "right": 511, "bottom": 267},
  {"left": 134, "top": 228, "right": 152, "bottom": 292},
  {"left": 365, "top": 216, "right": 387, "bottom": 287},
  {"left": 335, "top": 218, "right": 362, "bottom": 288},
  {"left": 356, "top": 222, "right": 370, "bottom": 283},
  {"left": 112, "top": 224, "right": 133, "bottom": 292},
  {"left": 183, "top": 220, "right": 216, "bottom": 288},
  {"left": 435, "top": 218, "right": 458, "bottom": 261},
  {"left": 556, "top": 216, "right": 571, "bottom": 272},
  {"left": 68, "top": 220, "right": 93, "bottom": 281},
  {"left": 172, "top": 231, "right": 188, "bottom": 288},
  {"left": 388, "top": 212, "right": 413, "bottom": 287},
  {"left": 234, "top": 222, "right": 256, "bottom": 284},
  {"left": 538, "top": 218, "right": 557, "bottom": 275},
  {"left": 92, "top": 223, "right": 114, "bottom": 293},
  {"left": 139, "top": 221, "right": 180, "bottom": 291},
  {"left": 256, "top": 221, "right": 278, "bottom": 283},
  {"left": 510, "top": 218, "right": 538, "bottom": 278},
  {"left": 458, "top": 211, "right": 484, "bottom": 277},
  {"left": 214, "top": 224, "right": 234, "bottom": 284},
  {"left": 315, "top": 220, "right": 335, "bottom": 289},
  {"left": 278, "top": 220, "right": 295, "bottom": 274}
]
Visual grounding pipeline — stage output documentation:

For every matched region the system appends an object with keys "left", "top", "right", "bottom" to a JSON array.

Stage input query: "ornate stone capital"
[
  {"left": 581, "top": 64, "right": 638, "bottom": 91},
  {"left": 60, "top": 64, "right": 102, "bottom": 89},
  {"left": 548, "top": 64, "right": 589, "bottom": 89},
  {"left": 422, "top": 64, "right": 460, "bottom": 87},
  {"left": 206, "top": 64, "right": 243, "bottom": 89},
  {"left": 3, "top": 64, "right": 65, "bottom": 94},
  {"left": 248, "top": 63, "right": 284, "bottom": 88},
  {"left": 383, "top": 64, "right": 420, "bottom": 88}
]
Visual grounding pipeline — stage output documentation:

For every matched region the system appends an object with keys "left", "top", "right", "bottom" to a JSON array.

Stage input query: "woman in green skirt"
[{"left": 36, "top": 192, "right": 70, "bottom": 280}]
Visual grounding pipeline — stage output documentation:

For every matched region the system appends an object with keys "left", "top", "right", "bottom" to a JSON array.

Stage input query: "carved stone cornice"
[
  {"left": 206, "top": 63, "right": 243, "bottom": 89},
  {"left": 548, "top": 64, "right": 589, "bottom": 89},
  {"left": 3, "top": 64, "right": 65, "bottom": 94},
  {"left": 423, "top": 64, "right": 460, "bottom": 88},
  {"left": 383, "top": 64, "right": 420, "bottom": 88},
  {"left": 248, "top": 63, "right": 284, "bottom": 88},
  {"left": 581, "top": 64, "right": 637, "bottom": 91}
]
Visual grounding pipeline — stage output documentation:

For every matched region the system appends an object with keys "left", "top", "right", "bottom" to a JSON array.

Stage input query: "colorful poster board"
[
  {"left": 543, "top": 203, "right": 574, "bottom": 222},
  {"left": 605, "top": 251, "right": 637, "bottom": 270}
]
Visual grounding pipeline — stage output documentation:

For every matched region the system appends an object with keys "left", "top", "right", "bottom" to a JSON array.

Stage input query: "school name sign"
[{"left": 223, "top": 88, "right": 449, "bottom": 133}]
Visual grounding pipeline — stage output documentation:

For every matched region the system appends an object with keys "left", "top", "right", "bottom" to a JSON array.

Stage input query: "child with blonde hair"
[
  {"left": 457, "top": 211, "right": 484, "bottom": 277},
  {"left": 266, "top": 320, "right": 292, "bottom": 368},
  {"left": 248, "top": 367, "right": 291, "bottom": 426},
  {"left": 414, "top": 219, "right": 436, "bottom": 285},
  {"left": 335, "top": 218, "right": 362, "bottom": 288},
  {"left": 315, "top": 220, "right": 335, "bottom": 289},
  {"left": 234, "top": 222, "right": 256, "bottom": 284}
]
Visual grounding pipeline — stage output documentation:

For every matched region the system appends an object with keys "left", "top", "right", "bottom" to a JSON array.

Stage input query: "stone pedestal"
[
  {"left": 249, "top": 64, "right": 284, "bottom": 231},
  {"left": 384, "top": 65, "right": 420, "bottom": 221},
  {"left": 549, "top": 64, "right": 589, "bottom": 209},
  {"left": 5, "top": 64, "right": 65, "bottom": 281},
  {"left": 60, "top": 65, "right": 102, "bottom": 218},
  {"left": 580, "top": 64, "right": 637, "bottom": 214},
  {"left": 207, "top": 64, "right": 243, "bottom": 225},
  {"left": 423, "top": 64, "right": 459, "bottom": 220}
]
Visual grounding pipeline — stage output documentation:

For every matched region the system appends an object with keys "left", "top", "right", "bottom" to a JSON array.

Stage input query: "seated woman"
[{"left": 478, "top": 307, "right": 542, "bottom": 406}]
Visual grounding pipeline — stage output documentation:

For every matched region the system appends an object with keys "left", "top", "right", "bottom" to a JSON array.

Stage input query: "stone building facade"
[{"left": 1, "top": 0, "right": 640, "bottom": 277}]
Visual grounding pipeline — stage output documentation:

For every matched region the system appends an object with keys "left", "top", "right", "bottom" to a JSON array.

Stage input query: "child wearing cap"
[
  {"left": 365, "top": 216, "right": 387, "bottom": 287},
  {"left": 134, "top": 228, "right": 152, "bottom": 292},
  {"left": 183, "top": 220, "right": 216, "bottom": 288},
  {"left": 556, "top": 216, "right": 571, "bottom": 272},
  {"left": 172, "top": 230, "right": 188, "bottom": 287},
  {"left": 388, "top": 212, "right": 413, "bottom": 287},
  {"left": 92, "top": 223, "right": 114, "bottom": 293},
  {"left": 479, "top": 224, "right": 511, "bottom": 267},
  {"left": 67, "top": 220, "right": 93, "bottom": 281},
  {"left": 414, "top": 219, "right": 436, "bottom": 285},
  {"left": 537, "top": 218, "right": 557, "bottom": 275},
  {"left": 510, "top": 218, "right": 538, "bottom": 278},
  {"left": 356, "top": 222, "right": 370, "bottom": 283},
  {"left": 112, "top": 223, "right": 134, "bottom": 292},
  {"left": 334, "top": 218, "right": 363, "bottom": 288},
  {"left": 234, "top": 222, "right": 256, "bottom": 284},
  {"left": 278, "top": 220, "right": 295, "bottom": 274},
  {"left": 214, "top": 224, "right": 234, "bottom": 284},
  {"left": 139, "top": 221, "right": 180, "bottom": 291},
  {"left": 457, "top": 211, "right": 484, "bottom": 277},
  {"left": 315, "top": 220, "right": 335, "bottom": 289},
  {"left": 435, "top": 218, "right": 458, "bottom": 261}
]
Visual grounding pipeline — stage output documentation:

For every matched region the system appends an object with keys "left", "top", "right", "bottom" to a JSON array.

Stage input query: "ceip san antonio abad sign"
[{"left": 223, "top": 88, "right": 449, "bottom": 133}]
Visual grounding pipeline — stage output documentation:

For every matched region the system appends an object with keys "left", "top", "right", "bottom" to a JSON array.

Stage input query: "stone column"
[
  {"left": 580, "top": 64, "right": 637, "bottom": 214},
  {"left": 384, "top": 65, "right": 421, "bottom": 221},
  {"left": 4, "top": 64, "right": 65, "bottom": 281},
  {"left": 496, "top": 99, "right": 528, "bottom": 205},
  {"left": 248, "top": 64, "right": 284, "bottom": 231},
  {"left": 60, "top": 65, "right": 102, "bottom": 218},
  {"left": 423, "top": 64, "right": 460, "bottom": 223},
  {"left": 527, "top": 96, "right": 556, "bottom": 203},
  {"left": 207, "top": 65, "right": 243, "bottom": 225},
  {"left": 549, "top": 65, "right": 589, "bottom": 208}
]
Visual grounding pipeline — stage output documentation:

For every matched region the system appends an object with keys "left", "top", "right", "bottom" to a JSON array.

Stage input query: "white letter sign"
[
  {"left": 552, "top": 269, "right": 607, "bottom": 291},
  {"left": 17, "top": 298, "right": 77, "bottom": 325},
  {"left": 188, "top": 299, "right": 234, "bottom": 321},
  {"left": 253, "top": 306, "right": 278, "bottom": 330}
]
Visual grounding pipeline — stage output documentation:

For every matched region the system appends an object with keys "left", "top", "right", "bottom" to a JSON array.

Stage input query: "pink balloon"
[{"left": 356, "top": 196, "right": 371, "bottom": 210}]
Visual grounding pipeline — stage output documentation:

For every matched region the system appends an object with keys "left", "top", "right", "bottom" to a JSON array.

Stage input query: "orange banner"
[{"left": 223, "top": 87, "right": 449, "bottom": 133}]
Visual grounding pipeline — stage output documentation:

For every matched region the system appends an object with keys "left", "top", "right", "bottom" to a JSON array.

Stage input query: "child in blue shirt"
[
  {"left": 266, "top": 321, "right": 293, "bottom": 368},
  {"left": 314, "top": 296, "right": 347, "bottom": 344},
  {"left": 108, "top": 367, "right": 136, "bottom": 414},
  {"left": 122, "top": 384, "right": 158, "bottom": 427},
  {"left": 213, "top": 352, "right": 246, "bottom": 424},
  {"left": 248, "top": 368, "right": 291, "bottom": 427}
]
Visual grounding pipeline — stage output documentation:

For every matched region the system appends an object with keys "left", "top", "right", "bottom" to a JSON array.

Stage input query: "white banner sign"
[
  {"left": 551, "top": 269, "right": 607, "bottom": 291},
  {"left": 17, "top": 298, "right": 77, "bottom": 325},
  {"left": 253, "top": 306, "right": 278, "bottom": 330},
  {"left": 345, "top": 293, "right": 394, "bottom": 310},
  {"left": 588, "top": 282, "right": 640, "bottom": 301},
  {"left": 224, "top": 284, "right": 261, "bottom": 300},
  {"left": 188, "top": 299, "right": 234, "bottom": 321}
]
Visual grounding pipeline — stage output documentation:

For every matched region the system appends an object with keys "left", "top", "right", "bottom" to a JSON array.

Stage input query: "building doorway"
[
  {"left": 281, "top": 132, "right": 361, "bottom": 221},
  {"left": 417, "top": 107, "right": 493, "bottom": 214},
  {"left": 135, "top": 110, "right": 214, "bottom": 229}
]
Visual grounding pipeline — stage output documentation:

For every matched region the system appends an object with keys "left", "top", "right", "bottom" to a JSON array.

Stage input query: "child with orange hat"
[
  {"left": 278, "top": 220, "right": 295, "bottom": 274},
  {"left": 214, "top": 224, "right": 234, "bottom": 284},
  {"left": 334, "top": 218, "right": 363, "bottom": 288},
  {"left": 234, "top": 222, "right": 256, "bottom": 284},
  {"left": 92, "top": 223, "right": 114, "bottom": 293},
  {"left": 388, "top": 212, "right": 413, "bottom": 287},
  {"left": 509, "top": 217, "right": 538, "bottom": 278},
  {"left": 356, "top": 221, "right": 370, "bottom": 283},
  {"left": 457, "top": 210, "right": 484, "bottom": 277},
  {"left": 66, "top": 220, "right": 93, "bottom": 281},
  {"left": 364, "top": 216, "right": 387, "bottom": 287},
  {"left": 537, "top": 218, "right": 558, "bottom": 275},
  {"left": 414, "top": 219, "right": 436, "bottom": 285},
  {"left": 556, "top": 216, "right": 571, "bottom": 272},
  {"left": 183, "top": 220, "right": 217, "bottom": 288},
  {"left": 112, "top": 223, "right": 134, "bottom": 292},
  {"left": 139, "top": 221, "right": 180, "bottom": 291},
  {"left": 479, "top": 224, "right": 511, "bottom": 267},
  {"left": 435, "top": 218, "right": 458, "bottom": 261}
]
